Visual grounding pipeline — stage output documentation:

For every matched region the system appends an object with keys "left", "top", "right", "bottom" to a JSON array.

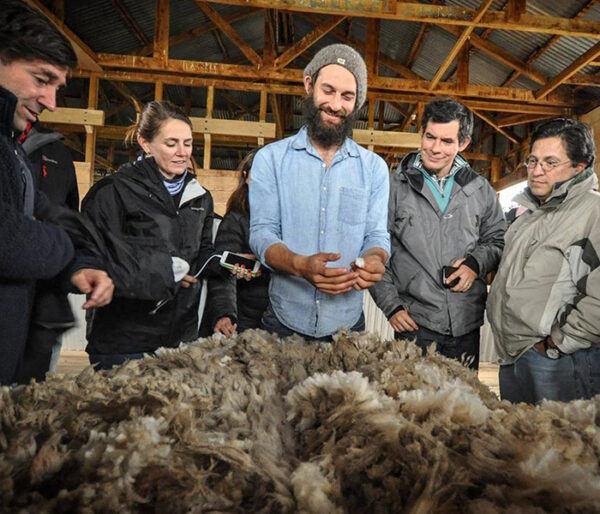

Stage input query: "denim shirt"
[{"left": 249, "top": 126, "right": 390, "bottom": 337}]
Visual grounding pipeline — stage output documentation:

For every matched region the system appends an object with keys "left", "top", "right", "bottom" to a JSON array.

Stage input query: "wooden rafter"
[
  {"left": 273, "top": 16, "right": 346, "bottom": 69},
  {"left": 502, "top": 0, "right": 600, "bottom": 87},
  {"left": 95, "top": 53, "right": 574, "bottom": 107},
  {"left": 195, "top": 1, "right": 262, "bottom": 66},
  {"left": 473, "top": 109, "right": 519, "bottom": 144},
  {"left": 134, "top": 7, "right": 258, "bottom": 56},
  {"left": 22, "top": 0, "right": 101, "bottom": 71},
  {"left": 153, "top": 0, "right": 169, "bottom": 64},
  {"left": 536, "top": 41, "right": 600, "bottom": 99},
  {"left": 297, "top": 12, "right": 421, "bottom": 79},
  {"left": 429, "top": 0, "right": 495, "bottom": 90},
  {"left": 203, "top": 0, "right": 600, "bottom": 39},
  {"left": 109, "top": 0, "right": 149, "bottom": 46}
]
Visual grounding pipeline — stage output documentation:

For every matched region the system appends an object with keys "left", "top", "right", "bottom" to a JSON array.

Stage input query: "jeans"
[
  {"left": 395, "top": 326, "right": 480, "bottom": 370},
  {"left": 88, "top": 352, "right": 148, "bottom": 371},
  {"left": 499, "top": 345, "right": 600, "bottom": 404},
  {"left": 262, "top": 303, "right": 365, "bottom": 342}
]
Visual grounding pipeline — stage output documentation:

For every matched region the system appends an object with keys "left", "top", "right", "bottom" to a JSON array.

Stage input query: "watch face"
[{"left": 546, "top": 347, "right": 561, "bottom": 360}]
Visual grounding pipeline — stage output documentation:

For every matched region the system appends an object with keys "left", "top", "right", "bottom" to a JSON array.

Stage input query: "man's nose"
[{"left": 38, "top": 87, "right": 57, "bottom": 112}]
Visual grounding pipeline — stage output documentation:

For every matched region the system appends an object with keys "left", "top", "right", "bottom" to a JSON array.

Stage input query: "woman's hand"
[
  {"left": 214, "top": 316, "right": 237, "bottom": 335},
  {"left": 180, "top": 274, "right": 198, "bottom": 289}
]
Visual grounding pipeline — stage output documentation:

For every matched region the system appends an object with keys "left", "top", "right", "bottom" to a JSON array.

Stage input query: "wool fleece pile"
[{"left": 1, "top": 330, "right": 599, "bottom": 513}]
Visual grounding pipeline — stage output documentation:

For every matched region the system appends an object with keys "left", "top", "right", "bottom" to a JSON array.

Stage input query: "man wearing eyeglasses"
[{"left": 487, "top": 118, "right": 600, "bottom": 404}]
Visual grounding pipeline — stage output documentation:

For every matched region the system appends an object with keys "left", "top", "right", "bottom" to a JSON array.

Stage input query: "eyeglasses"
[{"left": 523, "top": 156, "right": 572, "bottom": 173}]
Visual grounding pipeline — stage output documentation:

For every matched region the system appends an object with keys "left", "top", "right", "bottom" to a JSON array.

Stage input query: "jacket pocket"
[{"left": 338, "top": 187, "right": 368, "bottom": 226}]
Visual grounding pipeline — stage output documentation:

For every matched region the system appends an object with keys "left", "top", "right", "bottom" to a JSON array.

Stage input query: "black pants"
[{"left": 395, "top": 326, "right": 480, "bottom": 370}]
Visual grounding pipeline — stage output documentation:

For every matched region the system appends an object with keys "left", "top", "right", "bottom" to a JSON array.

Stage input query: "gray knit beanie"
[{"left": 303, "top": 44, "right": 367, "bottom": 110}]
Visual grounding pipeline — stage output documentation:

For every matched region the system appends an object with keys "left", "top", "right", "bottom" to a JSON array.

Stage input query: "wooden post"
[
  {"left": 84, "top": 74, "right": 99, "bottom": 194},
  {"left": 153, "top": 0, "right": 169, "bottom": 65},
  {"left": 155, "top": 80, "right": 164, "bottom": 101},
  {"left": 491, "top": 156, "right": 502, "bottom": 185},
  {"left": 258, "top": 90, "right": 268, "bottom": 147},
  {"left": 203, "top": 85, "right": 214, "bottom": 169}
]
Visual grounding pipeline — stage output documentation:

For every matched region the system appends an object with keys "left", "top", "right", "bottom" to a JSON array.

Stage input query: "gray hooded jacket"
[
  {"left": 487, "top": 168, "right": 600, "bottom": 364},
  {"left": 370, "top": 152, "right": 506, "bottom": 337}
]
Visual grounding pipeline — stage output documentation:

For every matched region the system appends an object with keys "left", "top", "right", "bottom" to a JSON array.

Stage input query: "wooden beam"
[
  {"left": 195, "top": 1, "right": 262, "bottom": 67},
  {"left": 457, "top": 41, "right": 469, "bottom": 92},
  {"left": 473, "top": 109, "right": 519, "bottom": 144},
  {"left": 274, "top": 16, "right": 346, "bottom": 69},
  {"left": 493, "top": 166, "right": 527, "bottom": 191},
  {"left": 366, "top": 17, "right": 381, "bottom": 81},
  {"left": 39, "top": 107, "right": 105, "bottom": 126},
  {"left": 85, "top": 75, "right": 99, "bottom": 185},
  {"left": 536, "top": 41, "right": 600, "bottom": 99},
  {"left": 496, "top": 113, "right": 554, "bottom": 128},
  {"left": 440, "top": 25, "right": 548, "bottom": 86},
  {"left": 352, "top": 129, "right": 421, "bottom": 149},
  {"left": 22, "top": 0, "right": 101, "bottom": 71},
  {"left": 95, "top": 53, "right": 573, "bottom": 106},
  {"left": 430, "top": 0, "right": 496, "bottom": 90},
  {"left": 153, "top": 0, "right": 170, "bottom": 65},
  {"left": 134, "top": 7, "right": 258, "bottom": 56},
  {"left": 507, "top": 0, "right": 526, "bottom": 22},
  {"left": 502, "top": 0, "right": 599, "bottom": 87},
  {"left": 203, "top": 86, "right": 214, "bottom": 169},
  {"left": 155, "top": 80, "right": 164, "bottom": 101},
  {"left": 203, "top": 0, "right": 600, "bottom": 39},
  {"left": 109, "top": 0, "right": 150, "bottom": 46},
  {"left": 76, "top": 66, "right": 575, "bottom": 115},
  {"left": 298, "top": 12, "right": 421, "bottom": 80}
]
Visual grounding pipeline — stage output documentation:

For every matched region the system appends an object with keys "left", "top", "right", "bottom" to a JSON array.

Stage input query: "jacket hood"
[
  {"left": 515, "top": 167, "right": 598, "bottom": 211},
  {"left": 21, "top": 124, "right": 63, "bottom": 155}
]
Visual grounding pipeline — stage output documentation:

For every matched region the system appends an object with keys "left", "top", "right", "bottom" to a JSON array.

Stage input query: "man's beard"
[{"left": 301, "top": 96, "right": 356, "bottom": 148}]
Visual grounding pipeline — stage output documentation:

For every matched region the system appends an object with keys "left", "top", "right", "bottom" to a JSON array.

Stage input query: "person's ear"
[
  {"left": 137, "top": 135, "right": 151, "bottom": 155},
  {"left": 574, "top": 162, "right": 587, "bottom": 174},
  {"left": 458, "top": 136, "right": 472, "bottom": 153},
  {"left": 303, "top": 75, "right": 313, "bottom": 96}
]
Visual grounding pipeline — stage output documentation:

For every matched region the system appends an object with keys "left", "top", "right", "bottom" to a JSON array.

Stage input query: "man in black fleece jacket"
[{"left": 0, "top": 1, "right": 114, "bottom": 384}]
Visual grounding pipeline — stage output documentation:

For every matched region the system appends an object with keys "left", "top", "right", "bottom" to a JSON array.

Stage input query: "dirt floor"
[{"left": 57, "top": 350, "right": 500, "bottom": 397}]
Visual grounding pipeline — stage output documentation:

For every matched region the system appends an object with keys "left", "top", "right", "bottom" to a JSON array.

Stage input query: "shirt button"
[
  {"left": 323, "top": 186, "right": 327, "bottom": 191},
  {"left": 321, "top": 207, "right": 325, "bottom": 211},
  {"left": 320, "top": 230, "right": 324, "bottom": 234},
  {"left": 322, "top": 163, "right": 326, "bottom": 168},
  {"left": 316, "top": 300, "right": 320, "bottom": 304}
]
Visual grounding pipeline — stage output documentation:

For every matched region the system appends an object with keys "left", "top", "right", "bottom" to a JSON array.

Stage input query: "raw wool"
[{"left": 0, "top": 330, "right": 598, "bottom": 513}]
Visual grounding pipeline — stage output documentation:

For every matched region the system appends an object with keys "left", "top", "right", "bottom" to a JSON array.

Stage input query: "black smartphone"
[{"left": 442, "top": 266, "right": 459, "bottom": 288}]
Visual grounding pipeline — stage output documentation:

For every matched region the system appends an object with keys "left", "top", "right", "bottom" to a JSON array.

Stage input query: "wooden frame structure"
[{"left": 24, "top": 0, "right": 600, "bottom": 193}]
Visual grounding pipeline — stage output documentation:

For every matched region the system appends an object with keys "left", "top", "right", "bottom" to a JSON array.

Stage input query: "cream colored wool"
[{"left": 0, "top": 330, "right": 598, "bottom": 513}]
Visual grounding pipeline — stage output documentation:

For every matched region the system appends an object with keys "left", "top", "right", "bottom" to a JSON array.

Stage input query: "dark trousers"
[
  {"left": 395, "top": 326, "right": 480, "bottom": 370},
  {"left": 262, "top": 303, "right": 365, "bottom": 342},
  {"left": 14, "top": 326, "right": 61, "bottom": 383},
  {"left": 88, "top": 352, "right": 148, "bottom": 371}
]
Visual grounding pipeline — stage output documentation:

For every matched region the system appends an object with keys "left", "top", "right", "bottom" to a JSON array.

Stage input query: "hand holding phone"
[
  {"left": 219, "top": 251, "right": 261, "bottom": 278},
  {"left": 442, "top": 266, "right": 460, "bottom": 289}
]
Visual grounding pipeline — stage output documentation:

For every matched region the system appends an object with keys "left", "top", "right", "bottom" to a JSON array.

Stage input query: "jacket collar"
[
  {"left": 0, "top": 86, "right": 18, "bottom": 139},
  {"left": 398, "top": 150, "right": 479, "bottom": 194},
  {"left": 516, "top": 167, "right": 599, "bottom": 210}
]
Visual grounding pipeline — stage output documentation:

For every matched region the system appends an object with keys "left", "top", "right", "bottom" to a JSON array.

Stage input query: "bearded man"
[{"left": 249, "top": 44, "right": 390, "bottom": 340}]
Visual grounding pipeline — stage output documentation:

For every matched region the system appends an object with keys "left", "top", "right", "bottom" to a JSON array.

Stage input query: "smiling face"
[
  {"left": 0, "top": 58, "right": 68, "bottom": 131},
  {"left": 305, "top": 64, "right": 357, "bottom": 127},
  {"left": 527, "top": 136, "right": 585, "bottom": 202},
  {"left": 138, "top": 118, "right": 193, "bottom": 180},
  {"left": 420, "top": 120, "right": 471, "bottom": 178}
]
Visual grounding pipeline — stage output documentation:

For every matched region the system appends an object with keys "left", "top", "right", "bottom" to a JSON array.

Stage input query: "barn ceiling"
[{"left": 26, "top": 0, "right": 600, "bottom": 183}]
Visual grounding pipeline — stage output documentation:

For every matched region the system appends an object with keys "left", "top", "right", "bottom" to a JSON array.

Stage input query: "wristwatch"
[{"left": 543, "top": 336, "right": 562, "bottom": 360}]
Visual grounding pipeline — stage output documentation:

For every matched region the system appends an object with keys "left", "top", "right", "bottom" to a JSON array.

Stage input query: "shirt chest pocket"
[{"left": 338, "top": 187, "right": 368, "bottom": 226}]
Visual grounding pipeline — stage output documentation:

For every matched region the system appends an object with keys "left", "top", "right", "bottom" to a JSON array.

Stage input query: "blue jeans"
[
  {"left": 395, "top": 326, "right": 480, "bottom": 370},
  {"left": 499, "top": 345, "right": 600, "bottom": 404},
  {"left": 262, "top": 303, "right": 365, "bottom": 342},
  {"left": 88, "top": 352, "right": 148, "bottom": 371}
]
